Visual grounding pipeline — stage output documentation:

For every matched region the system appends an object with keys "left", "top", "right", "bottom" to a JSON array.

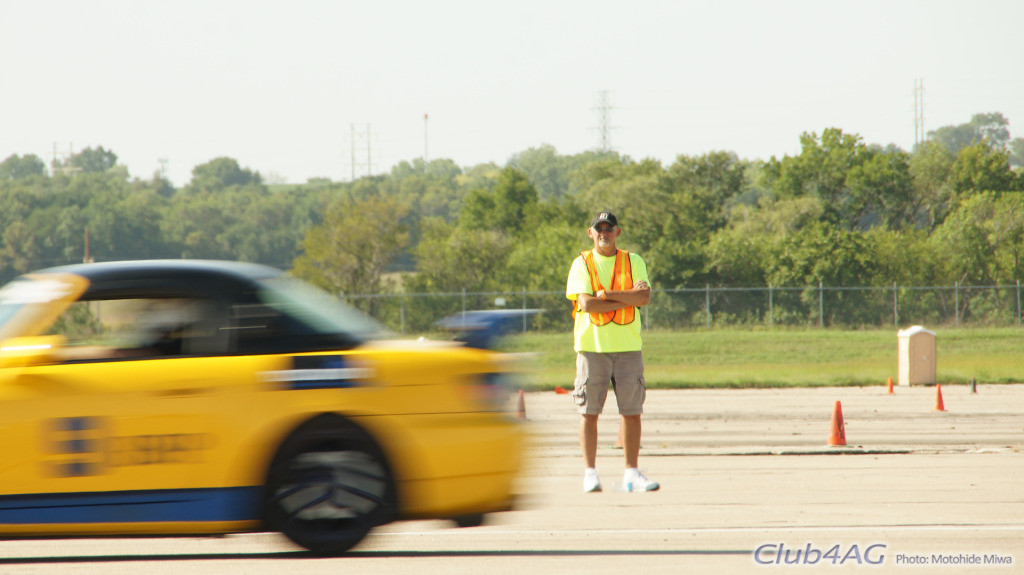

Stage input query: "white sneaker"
[
  {"left": 583, "top": 468, "right": 602, "bottom": 493},
  {"left": 622, "top": 468, "right": 659, "bottom": 492}
]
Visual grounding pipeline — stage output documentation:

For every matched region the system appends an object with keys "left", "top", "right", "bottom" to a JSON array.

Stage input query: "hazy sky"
[{"left": 3, "top": 0, "right": 1022, "bottom": 187}]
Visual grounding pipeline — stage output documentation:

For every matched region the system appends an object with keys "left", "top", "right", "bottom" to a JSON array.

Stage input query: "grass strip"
[{"left": 498, "top": 327, "right": 1024, "bottom": 389}]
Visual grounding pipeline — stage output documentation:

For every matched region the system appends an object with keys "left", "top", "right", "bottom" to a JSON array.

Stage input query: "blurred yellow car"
[{"left": 0, "top": 260, "right": 525, "bottom": 554}]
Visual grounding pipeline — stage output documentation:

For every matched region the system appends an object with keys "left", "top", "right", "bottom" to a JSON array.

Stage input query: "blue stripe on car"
[
  {"left": 261, "top": 355, "right": 371, "bottom": 390},
  {"left": 0, "top": 487, "right": 263, "bottom": 524}
]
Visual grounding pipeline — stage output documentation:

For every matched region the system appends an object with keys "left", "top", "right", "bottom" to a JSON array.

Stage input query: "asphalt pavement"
[{"left": 2, "top": 384, "right": 1021, "bottom": 574}]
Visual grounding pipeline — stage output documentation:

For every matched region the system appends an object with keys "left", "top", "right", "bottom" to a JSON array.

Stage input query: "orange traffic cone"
[
  {"left": 886, "top": 377, "right": 894, "bottom": 394},
  {"left": 516, "top": 389, "right": 527, "bottom": 420},
  {"left": 614, "top": 421, "right": 623, "bottom": 449},
  {"left": 554, "top": 386, "right": 569, "bottom": 395},
  {"left": 933, "top": 385, "right": 947, "bottom": 412},
  {"left": 828, "top": 401, "right": 846, "bottom": 446}
]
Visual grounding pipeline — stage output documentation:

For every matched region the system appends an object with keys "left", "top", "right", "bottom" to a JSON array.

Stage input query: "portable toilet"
[{"left": 897, "top": 326, "right": 936, "bottom": 386}]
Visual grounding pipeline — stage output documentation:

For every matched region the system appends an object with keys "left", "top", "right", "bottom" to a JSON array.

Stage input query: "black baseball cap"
[{"left": 591, "top": 211, "right": 618, "bottom": 227}]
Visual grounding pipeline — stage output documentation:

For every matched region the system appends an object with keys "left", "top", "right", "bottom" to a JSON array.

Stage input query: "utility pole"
[
  {"left": 913, "top": 79, "right": 925, "bottom": 148},
  {"left": 593, "top": 91, "right": 614, "bottom": 152},
  {"left": 83, "top": 227, "right": 93, "bottom": 264}
]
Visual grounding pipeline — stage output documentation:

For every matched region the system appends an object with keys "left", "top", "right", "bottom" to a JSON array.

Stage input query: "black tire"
[
  {"left": 451, "top": 513, "right": 487, "bottom": 528},
  {"left": 264, "top": 415, "right": 397, "bottom": 555}
]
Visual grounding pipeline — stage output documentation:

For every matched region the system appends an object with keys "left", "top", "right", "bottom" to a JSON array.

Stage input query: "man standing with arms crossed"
[{"left": 566, "top": 211, "right": 658, "bottom": 493}]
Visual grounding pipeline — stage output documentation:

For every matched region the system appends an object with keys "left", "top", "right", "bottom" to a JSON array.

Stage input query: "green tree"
[
  {"left": 389, "top": 159, "right": 464, "bottom": 222},
  {"left": 508, "top": 144, "right": 567, "bottom": 200},
  {"left": 972, "top": 112, "right": 1012, "bottom": 149},
  {"left": 405, "top": 218, "right": 510, "bottom": 293},
  {"left": 0, "top": 221, "right": 41, "bottom": 277},
  {"left": 846, "top": 149, "right": 915, "bottom": 229},
  {"left": 948, "top": 143, "right": 1019, "bottom": 200},
  {"left": 292, "top": 195, "right": 410, "bottom": 300},
  {"left": 1009, "top": 138, "right": 1024, "bottom": 169},
  {"left": 457, "top": 163, "right": 501, "bottom": 194},
  {"left": 458, "top": 167, "right": 538, "bottom": 235},
  {"left": 765, "top": 128, "right": 878, "bottom": 229},
  {"left": 149, "top": 172, "right": 176, "bottom": 198},
  {"left": 928, "top": 192, "right": 1024, "bottom": 324},
  {"left": 76, "top": 174, "right": 171, "bottom": 261},
  {"left": 909, "top": 141, "right": 956, "bottom": 228},
  {"left": 665, "top": 151, "right": 748, "bottom": 231},
  {"left": 185, "top": 157, "right": 262, "bottom": 193},
  {"left": 932, "top": 192, "right": 1024, "bottom": 286},
  {"left": 766, "top": 222, "right": 883, "bottom": 325},
  {"left": 67, "top": 146, "right": 118, "bottom": 173},
  {"left": 161, "top": 190, "right": 244, "bottom": 259},
  {"left": 0, "top": 154, "right": 46, "bottom": 180},
  {"left": 768, "top": 132, "right": 918, "bottom": 231},
  {"left": 707, "top": 197, "right": 826, "bottom": 286},
  {"left": 929, "top": 123, "right": 980, "bottom": 155},
  {"left": 929, "top": 112, "right": 1012, "bottom": 155},
  {"left": 221, "top": 191, "right": 310, "bottom": 266},
  {"left": 508, "top": 145, "right": 621, "bottom": 201},
  {"left": 866, "top": 226, "right": 937, "bottom": 285}
]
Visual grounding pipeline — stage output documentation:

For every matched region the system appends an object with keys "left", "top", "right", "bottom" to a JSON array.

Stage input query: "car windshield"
[
  {"left": 0, "top": 301, "right": 21, "bottom": 337},
  {"left": 256, "top": 276, "right": 390, "bottom": 341},
  {"left": 0, "top": 277, "right": 82, "bottom": 341}
]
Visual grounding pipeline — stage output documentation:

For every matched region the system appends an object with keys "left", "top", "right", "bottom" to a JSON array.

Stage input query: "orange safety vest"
[{"left": 572, "top": 249, "right": 635, "bottom": 326}]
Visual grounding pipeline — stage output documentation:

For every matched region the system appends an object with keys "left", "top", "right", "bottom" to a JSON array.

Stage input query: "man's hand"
[
  {"left": 578, "top": 280, "right": 651, "bottom": 312},
  {"left": 627, "top": 280, "right": 651, "bottom": 306}
]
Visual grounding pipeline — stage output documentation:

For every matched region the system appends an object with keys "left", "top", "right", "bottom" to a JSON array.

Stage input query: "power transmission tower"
[
  {"left": 593, "top": 91, "right": 614, "bottom": 152},
  {"left": 50, "top": 142, "right": 80, "bottom": 176},
  {"left": 349, "top": 124, "right": 374, "bottom": 181},
  {"left": 913, "top": 79, "right": 925, "bottom": 148}
]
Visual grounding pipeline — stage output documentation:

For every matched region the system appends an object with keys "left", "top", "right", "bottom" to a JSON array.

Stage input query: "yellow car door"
[
  {"left": 0, "top": 350, "right": 293, "bottom": 534},
  {"left": 0, "top": 292, "right": 278, "bottom": 534},
  {"left": 0, "top": 355, "right": 216, "bottom": 525}
]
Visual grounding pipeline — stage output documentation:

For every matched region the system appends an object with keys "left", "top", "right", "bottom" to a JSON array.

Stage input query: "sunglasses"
[{"left": 594, "top": 226, "right": 616, "bottom": 233}]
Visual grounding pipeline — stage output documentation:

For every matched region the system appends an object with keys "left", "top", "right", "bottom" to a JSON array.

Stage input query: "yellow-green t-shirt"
[{"left": 566, "top": 250, "right": 648, "bottom": 353}]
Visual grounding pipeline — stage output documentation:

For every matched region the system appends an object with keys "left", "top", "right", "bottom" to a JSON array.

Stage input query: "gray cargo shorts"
[{"left": 572, "top": 350, "right": 646, "bottom": 416}]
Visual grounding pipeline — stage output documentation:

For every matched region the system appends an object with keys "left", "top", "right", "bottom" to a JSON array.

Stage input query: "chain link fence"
[{"left": 344, "top": 283, "right": 1024, "bottom": 335}]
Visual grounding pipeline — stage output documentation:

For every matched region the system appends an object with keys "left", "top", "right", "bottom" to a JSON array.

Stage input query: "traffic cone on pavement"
[
  {"left": 554, "top": 386, "right": 569, "bottom": 395},
  {"left": 933, "top": 385, "right": 947, "bottom": 412},
  {"left": 886, "top": 377, "right": 894, "bottom": 394},
  {"left": 828, "top": 401, "right": 846, "bottom": 446},
  {"left": 516, "top": 389, "right": 527, "bottom": 420}
]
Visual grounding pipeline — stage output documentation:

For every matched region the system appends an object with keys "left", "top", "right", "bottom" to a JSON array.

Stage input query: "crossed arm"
[{"left": 576, "top": 280, "right": 650, "bottom": 313}]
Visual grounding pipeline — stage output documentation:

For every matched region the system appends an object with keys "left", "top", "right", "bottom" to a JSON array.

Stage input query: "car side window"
[
  {"left": 226, "top": 303, "right": 288, "bottom": 354},
  {"left": 226, "top": 301, "right": 352, "bottom": 355},
  {"left": 48, "top": 297, "right": 230, "bottom": 361}
]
